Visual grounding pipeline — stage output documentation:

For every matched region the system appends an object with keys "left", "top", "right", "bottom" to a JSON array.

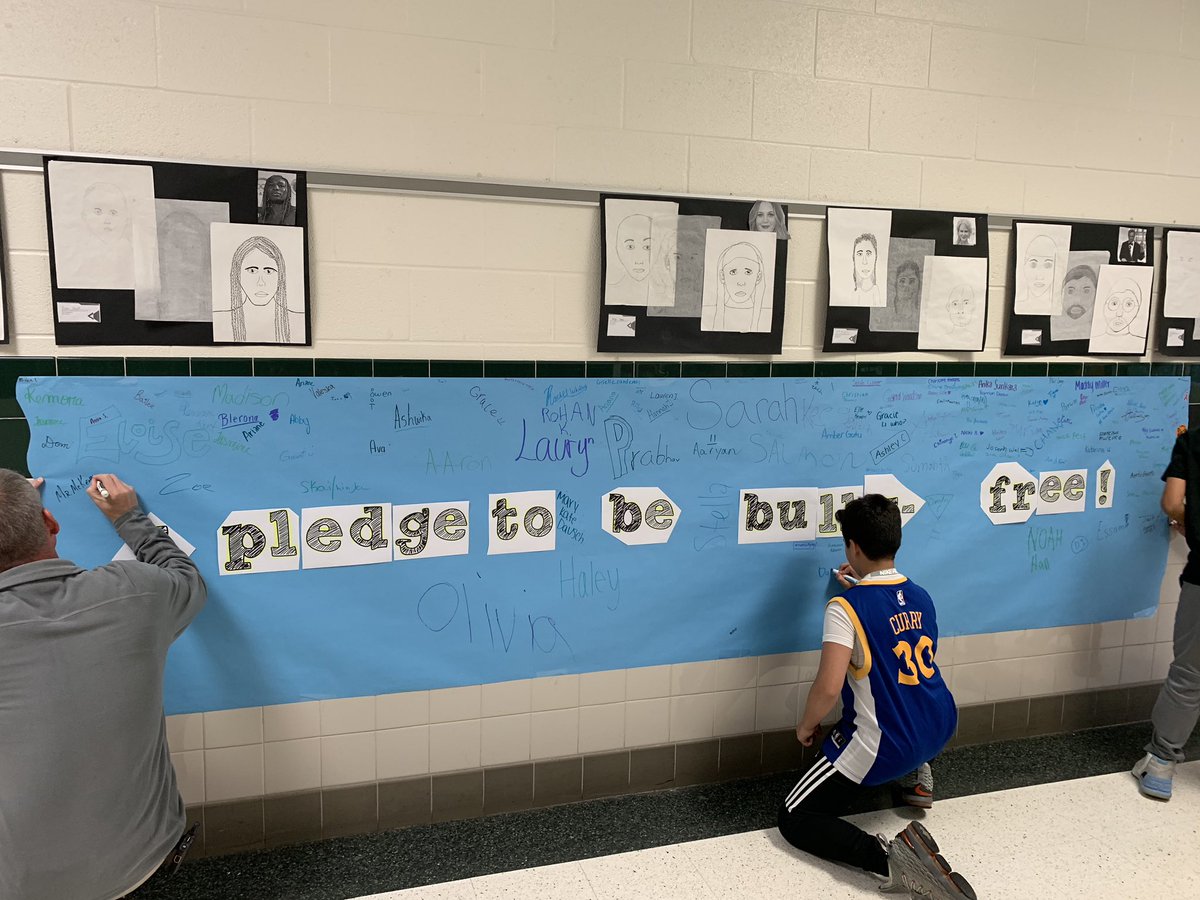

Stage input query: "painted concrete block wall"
[{"left": 1, "top": 1, "right": 1196, "bottom": 804}]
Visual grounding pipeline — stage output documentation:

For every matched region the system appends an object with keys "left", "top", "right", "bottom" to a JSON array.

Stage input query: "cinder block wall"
[{"left": 0, "top": 0, "right": 1194, "bottom": 853}]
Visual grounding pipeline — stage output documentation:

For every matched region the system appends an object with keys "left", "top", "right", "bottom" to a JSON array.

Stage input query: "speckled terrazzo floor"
[{"left": 139, "top": 723, "right": 1200, "bottom": 900}]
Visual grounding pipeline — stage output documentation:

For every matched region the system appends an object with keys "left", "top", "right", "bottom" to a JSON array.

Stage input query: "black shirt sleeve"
[{"left": 1163, "top": 432, "right": 1188, "bottom": 481}]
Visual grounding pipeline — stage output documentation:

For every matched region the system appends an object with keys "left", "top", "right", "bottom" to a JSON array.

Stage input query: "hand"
[
  {"left": 87, "top": 473, "right": 139, "bottom": 523},
  {"left": 796, "top": 723, "right": 821, "bottom": 747},
  {"left": 1169, "top": 518, "right": 1186, "bottom": 537},
  {"left": 27, "top": 477, "right": 44, "bottom": 490},
  {"left": 834, "top": 563, "right": 860, "bottom": 589}
]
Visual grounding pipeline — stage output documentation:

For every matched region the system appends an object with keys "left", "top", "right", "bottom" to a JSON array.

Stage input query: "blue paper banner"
[{"left": 19, "top": 375, "right": 1185, "bottom": 713}]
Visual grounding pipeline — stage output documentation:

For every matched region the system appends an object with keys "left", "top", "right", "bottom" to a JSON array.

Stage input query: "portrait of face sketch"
[
  {"left": 953, "top": 217, "right": 976, "bottom": 246},
  {"left": 647, "top": 215, "right": 719, "bottom": 319},
  {"left": 1100, "top": 279, "right": 1141, "bottom": 336},
  {"left": 853, "top": 233, "right": 878, "bottom": 292},
  {"left": 1061, "top": 265, "right": 1097, "bottom": 321},
  {"left": 720, "top": 242, "right": 764, "bottom": 312},
  {"left": 81, "top": 183, "right": 129, "bottom": 244},
  {"left": 895, "top": 261, "right": 921, "bottom": 313},
  {"left": 210, "top": 222, "right": 306, "bottom": 345},
  {"left": 1023, "top": 236, "right": 1057, "bottom": 305},
  {"left": 827, "top": 207, "right": 890, "bottom": 308},
  {"left": 701, "top": 229, "right": 776, "bottom": 333},
  {"left": 1087, "top": 264, "right": 1153, "bottom": 354},
  {"left": 748, "top": 201, "right": 789, "bottom": 239},
  {"left": 1165, "top": 230, "right": 1200, "bottom": 319},
  {"left": 947, "top": 284, "right": 975, "bottom": 328},
  {"left": 1013, "top": 223, "right": 1071, "bottom": 316},
  {"left": 603, "top": 199, "right": 678, "bottom": 306}
]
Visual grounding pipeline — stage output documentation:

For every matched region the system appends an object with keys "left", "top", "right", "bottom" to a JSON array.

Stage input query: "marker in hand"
[
  {"left": 96, "top": 479, "right": 111, "bottom": 499},
  {"left": 841, "top": 572, "right": 859, "bottom": 585}
]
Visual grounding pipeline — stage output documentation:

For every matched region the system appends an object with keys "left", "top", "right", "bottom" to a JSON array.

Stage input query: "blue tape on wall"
[{"left": 19, "top": 375, "right": 1185, "bottom": 714}]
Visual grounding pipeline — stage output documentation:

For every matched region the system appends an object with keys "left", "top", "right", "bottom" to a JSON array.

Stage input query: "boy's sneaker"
[
  {"left": 899, "top": 762, "right": 934, "bottom": 809},
  {"left": 882, "top": 822, "right": 976, "bottom": 899},
  {"left": 1132, "top": 752, "right": 1175, "bottom": 800}
]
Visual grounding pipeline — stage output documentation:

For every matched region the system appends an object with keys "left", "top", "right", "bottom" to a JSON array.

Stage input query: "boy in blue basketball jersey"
[{"left": 777, "top": 495, "right": 974, "bottom": 899}]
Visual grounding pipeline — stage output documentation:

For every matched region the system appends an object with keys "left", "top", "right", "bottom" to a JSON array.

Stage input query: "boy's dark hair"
[{"left": 835, "top": 494, "right": 901, "bottom": 561}]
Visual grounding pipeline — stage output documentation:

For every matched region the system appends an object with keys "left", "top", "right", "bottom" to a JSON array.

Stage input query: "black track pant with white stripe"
[{"left": 776, "top": 753, "right": 889, "bottom": 876}]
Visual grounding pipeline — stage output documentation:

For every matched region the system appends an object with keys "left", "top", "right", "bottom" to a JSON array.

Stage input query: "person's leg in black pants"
[{"left": 777, "top": 753, "right": 889, "bottom": 876}]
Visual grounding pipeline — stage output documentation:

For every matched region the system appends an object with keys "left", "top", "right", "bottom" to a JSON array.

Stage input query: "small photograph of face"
[
  {"left": 257, "top": 171, "right": 298, "bottom": 226},
  {"left": 748, "top": 201, "right": 789, "bottom": 239},
  {"left": 947, "top": 284, "right": 975, "bottom": 327},
  {"left": 953, "top": 217, "right": 976, "bottom": 246}
]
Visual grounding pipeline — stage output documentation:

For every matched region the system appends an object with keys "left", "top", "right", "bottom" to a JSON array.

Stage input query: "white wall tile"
[
  {"left": 264, "top": 737, "right": 321, "bottom": 794},
  {"left": 1018, "top": 655, "right": 1057, "bottom": 697},
  {"left": 754, "top": 683, "right": 799, "bottom": 731},
  {"left": 428, "top": 720, "right": 481, "bottom": 773},
  {"left": 984, "top": 658, "right": 1023, "bottom": 701},
  {"left": 1094, "top": 619, "right": 1127, "bottom": 649},
  {"left": 4, "top": 252, "right": 54, "bottom": 337},
  {"left": 1184, "top": 0, "right": 1200, "bottom": 57},
  {"left": 530, "top": 708, "right": 579, "bottom": 759},
  {"left": 985, "top": 0, "right": 1087, "bottom": 43},
  {"left": 429, "top": 685, "right": 483, "bottom": 723},
  {"left": 816, "top": 11, "right": 931, "bottom": 87},
  {"left": 625, "top": 698, "right": 671, "bottom": 746},
  {"left": 1053, "top": 652, "right": 1090, "bottom": 694},
  {"left": 624, "top": 61, "right": 753, "bottom": 139},
  {"left": 692, "top": 0, "right": 817, "bottom": 74},
  {"left": 626, "top": 665, "right": 672, "bottom": 700},
  {"left": 554, "top": 0, "right": 691, "bottom": 62},
  {"left": 670, "top": 694, "right": 716, "bottom": 742},
  {"left": 714, "top": 657, "right": 759, "bottom": 692},
  {"left": 976, "top": 97, "right": 1079, "bottom": 165},
  {"left": 753, "top": 73, "right": 871, "bottom": 149},
  {"left": 875, "top": 0, "right": 988, "bottom": 26},
  {"left": 205, "top": 744, "right": 264, "bottom": 802},
  {"left": 530, "top": 674, "right": 579, "bottom": 711},
  {"left": 579, "top": 670, "right": 626, "bottom": 706},
  {"left": 1156, "top": 604, "right": 1178, "bottom": 643},
  {"left": 481, "top": 203, "right": 593, "bottom": 273},
  {"left": 0, "top": 78, "right": 69, "bottom": 149},
  {"left": 1086, "top": 646, "right": 1125, "bottom": 689},
  {"left": 553, "top": 273, "right": 595, "bottom": 344},
  {"left": 1034, "top": 43, "right": 1134, "bottom": 110},
  {"left": 377, "top": 726, "right": 431, "bottom": 780},
  {"left": 1168, "top": 118, "right": 1200, "bottom": 178},
  {"left": 68, "top": 84, "right": 252, "bottom": 162},
  {"left": 311, "top": 264, "right": 410, "bottom": 343},
  {"left": 409, "top": 271, "right": 555, "bottom": 343},
  {"left": 481, "top": 680, "right": 532, "bottom": 718},
  {"left": 483, "top": 47, "right": 621, "bottom": 128},
  {"left": 555, "top": 128, "right": 688, "bottom": 192},
  {"left": 245, "top": 0, "right": 409, "bottom": 29},
  {"left": 1120, "top": 643, "right": 1156, "bottom": 684},
  {"left": 0, "top": 0, "right": 156, "bottom": 85},
  {"left": 0, "top": 173, "right": 47, "bottom": 252},
  {"left": 321, "top": 732, "right": 376, "bottom": 786},
  {"left": 1125, "top": 610, "right": 1160, "bottom": 647},
  {"left": 158, "top": 7, "right": 329, "bottom": 102},
  {"left": 688, "top": 138, "right": 811, "bottom": 200},
  {"left": 321, "top": 696, "right": 376, "bottom": 735},
  {"left": 480, "top": 714, "right": 532, "bottom": 766},
  {"left": 869, "top": 87, "right": 978, "bottom": 159},
  {"left": 785, "top": 220, "right": 826, "bottom": 282},
  {"left": 808, "top": 149, "right": 923, "bottom": 207},
  {"left": 377, "top": 691, "right": 430, "bottom": 730},
  {"left": 331, "top": 31, "right": 480, "bottom": 116},
  {"left": 670, "top": 660, "right": 716, "bottom": 695},
  {"left": 953, "top": 662, "right": 987, "bottom": 704},
  {"left": 930, "top": 26, "right": 1036, "bottom": 98},
  {"left": 171, "top": 750, "right": 205, "bottom": 806},
  {"left": 263, "top": 701, "right": 321, "bottom": 743},
  {"left": 713, "top": 689, "right": 757, "bottom": 736},
  {"left": 1152, "top": 642, "right": 1175, "bottom": 681},
  {"left": 317, "top": 193, "right": 486, "bottom": 266},
  {"left": 579, "top": 702, "right": 626, "bottom": 753},
  {"left": 167, "top": 713, "right": 205, "bottom": 752},
  {"left": 1074, "top": 110, "right": 1172, "bottom": 174},
  {"left": 204, "top": 707, "right": 263, "bottom": 748},
  {"left": 405, "top": 0, "right": 553, "bottom": 48},
  {"left": 1086, "top": 0, "right": 1182, "bottom": 52}
]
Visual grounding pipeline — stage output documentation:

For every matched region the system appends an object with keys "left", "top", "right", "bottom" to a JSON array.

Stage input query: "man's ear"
[{"left": 43, "top": 508, "right": 60, "bottom": 537}]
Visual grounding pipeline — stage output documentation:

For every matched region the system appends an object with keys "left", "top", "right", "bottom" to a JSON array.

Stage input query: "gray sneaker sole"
[{"left": 891, "top": 823, "right": 977, "bottom": 900}]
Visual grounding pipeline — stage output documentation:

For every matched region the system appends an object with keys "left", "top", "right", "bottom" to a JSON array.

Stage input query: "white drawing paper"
[
  {"left": 700, "top": 229, "right": 777, "bottom": 333},
  {"left": 831, "top": 327, "right": 859, "bottom": 345},
  {"left": 257, "top": 171, "right": 298, "bottom": 226},
  {"left": 917, "top": 256, "right": 987, "bottom": 350},
  {"left": 604, "top": 199, "right": 678, "bottom": 306},
  {"left": 952, "top": 217, "right": 977, "bottom": 247},
  {"left": 1049, "top": 250, "right": 1109, "bottom": 342},
  {"left": 1096, "top": 460, "right": 1116, "bottom": 510},
  {"left": 1116, "top": 226, "right": 1150, "bottom": 264},
  {"left": 210, "top": 222, "right": 307, "bottom": 344},
  {"left": 301, "top": 504, "right": 394, "bottom": 570},
  {"left": 1035, "top": 469, "right": 1088, "bottom": 516},
  {"left": 488, "top": 490, "right": 557, "bottom": 555},
  {"left": 606, "top": 314, "right": 636, "bottom": 337},
  {"left": 1014, "top": 222, "right": 1071, "bottom": 315},
  {"left": 135, "top": 199, "right": 229, "bottom": 322},
  {"left": 1087, "top": 264, "right": 1152, "bottom": 354},
  {"left": 602, "top": 487, "right": 680, "bottom": 546},
  {"left": 217, "top": 508, "right": 301, "bottom": 575},
  {"left": 393, "top": 501, "right": 470, "bottom": 560},
  {"left": 56, "top": 302, "right": 102, "bottom": 323},
  {"left": 980, "top": 462, "right": 1038, "bottom": 525},
  {"left": 1168, "top": 327, "right": 1185, "bottom": 347},
  {"left": 827, "top": 208, "right": 891, "bottom": 308},
  {"left": 816, "top": 485, "right": 863, "bottom": 539},
  {"left": 646, "top": 214, "right": 721, "bottom": 316},
  {"left": 1021, "top": 329, "right": 1043, "bottom": 346},
  {"left": 738, "top": 488, "right": 817, "bottom": 544},
  {"left": 870, "top": 237, "right": 933, "bottom": 333},
  {"left": 114, "top": 513, "right": 196, "bottom": 561},
  {"left": 1164, "top": 231, "right": 1200, "bottom": 319},
  {"left": 47, "top": 160, "right": 158, "bottom": 291},
  {"left": 748, "top": 201, "right": 789, "bottom": 239}
]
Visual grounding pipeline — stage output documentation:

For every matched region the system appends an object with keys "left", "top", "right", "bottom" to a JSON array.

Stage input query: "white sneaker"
[
  {"left": 1132, "top": 752, "right": 1175, "bottom": 800},
  {"left": 883, "top": 822, "right": 976, "bottom": 899}
]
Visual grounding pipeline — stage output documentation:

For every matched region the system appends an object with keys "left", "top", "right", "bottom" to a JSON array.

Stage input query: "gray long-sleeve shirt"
[{"left": 0, "top": 509, "right": 207, "bottom": 900}]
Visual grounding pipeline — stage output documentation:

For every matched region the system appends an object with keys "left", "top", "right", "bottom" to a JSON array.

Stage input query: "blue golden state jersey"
[{"left": 820, "top": 573, "right": 957, "bottom": 786}]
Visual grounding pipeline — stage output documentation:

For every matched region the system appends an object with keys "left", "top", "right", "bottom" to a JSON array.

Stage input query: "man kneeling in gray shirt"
[{"left": 0, "top": 469, "right": 207, "bottom": 900}]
